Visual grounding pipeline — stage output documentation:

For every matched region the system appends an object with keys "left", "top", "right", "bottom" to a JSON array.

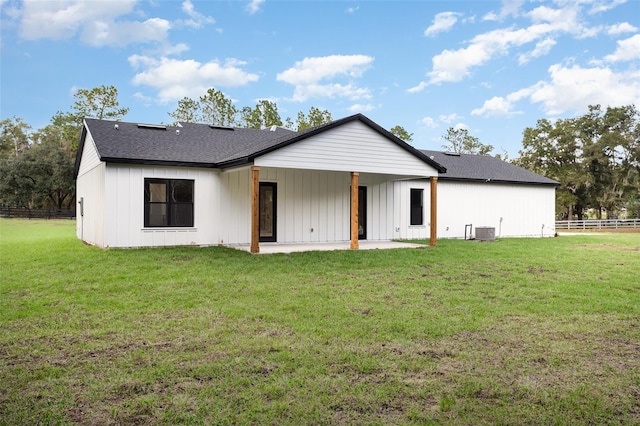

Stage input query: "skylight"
[{"left": 137, "top": 123, "right": 167, "bottom": 130}]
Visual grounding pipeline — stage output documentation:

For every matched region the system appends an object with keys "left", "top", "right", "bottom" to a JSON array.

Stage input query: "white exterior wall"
[
  {"left": 393, "top": 180, "right": 433, "bottom": 240},
  {"left": 437, "top": 181, "right": 556, "bottom": 239},
  {"left": 219, "top": 168, "right": 401, "bottom": 245},
  {"left": 76, "top": 131, "right": 106, "bottom": 247},
  {"left": 100, "top": 164, "right": 220, "bottom": 248},
  {"left": 255, "top": 121, "right": 438, "bottom": 178}
]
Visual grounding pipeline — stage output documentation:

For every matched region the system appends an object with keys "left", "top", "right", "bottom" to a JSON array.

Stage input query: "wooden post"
[
  {"left": 251, "top": 166, "right": 260, "bottom": 254},
  {"left": 350, "top": 172, "right": 359, "bottom": 250},
  {"left": 430, "top": 176, "right": 437, "bottom": 246}
]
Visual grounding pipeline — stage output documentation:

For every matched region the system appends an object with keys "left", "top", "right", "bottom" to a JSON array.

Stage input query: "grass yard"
[{"left": 1, "top": 219, "right": 639, "bottom": 425}]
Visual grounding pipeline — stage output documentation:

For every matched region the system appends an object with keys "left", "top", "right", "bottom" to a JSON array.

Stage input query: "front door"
[
  {"left": 358, "top": 186, "right": 367, "bottom": 240},
  {"left": 259, "top": 182, "right": 277, "bottom": 242}
]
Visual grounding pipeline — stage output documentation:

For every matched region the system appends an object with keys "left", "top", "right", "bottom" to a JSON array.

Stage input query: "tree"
[
  {"left": 515, "top": 104, "right": 639, "bottom": 220},
  {"left": 441, "top": 127, "right": 493, "bottom": 155},
  {"left": 285, "top": 107, "right": 333, "bottom": 131},
  {"left": 51, "top": 85, "right": 129, "bottom": 155},
  {"left": 239, "top": 100, "right": 283, "bottom": 129},
  {"left": 516, "top": 118, "right": 587, "bottom": 219},
  {"left": 168, "top": 97, "right": 201, "bottom": 124},
  {"left": 199, "top": 88, "right": 237, "bottom": 126},
  {"left": 0, "top": 141, "right": 74, "bottom": 209},
  {"left": 390, "top": 125, "right": 413, "bottom": 142},
  {"left": 70, "top": 85, "right": 130, "bottom": 121},
  {"left": 576, "top": 104, "right": 639, "bottom": 219},
  {"left": 0, "top": 117, "right": 31, "bottom": 158}
]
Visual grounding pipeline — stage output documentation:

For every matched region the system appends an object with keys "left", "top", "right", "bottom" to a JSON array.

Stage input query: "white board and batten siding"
[
  {"left": 393, "top": 180, "right": 432, "bottom": 240},
  {"left": 437, "top": 181, "right": 556, "bottom": 239},
  {"left": 218, "top": 167, "right": 404, "bottom": 245},
  {"left": 100, "top": 164, "right": 220, "bottom": 248},
  {"left": 255, "top": 121, "right": 439, "bottom": 177},
  {"left": 76, "top": 130, "right": 106, "bottom": 247}
]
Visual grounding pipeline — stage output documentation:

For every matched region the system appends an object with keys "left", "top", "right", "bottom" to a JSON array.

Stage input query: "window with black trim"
[
  {"left": 144, "top": 179, "right": 194, "bottom": 227},
  {"left": 410, "top": 188, "right": 424, "bottom": 226}
]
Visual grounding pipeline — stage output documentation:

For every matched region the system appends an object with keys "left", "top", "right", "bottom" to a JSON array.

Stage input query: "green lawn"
[{"left": 1, "top": 219, "right": 639, "bottom": 425}]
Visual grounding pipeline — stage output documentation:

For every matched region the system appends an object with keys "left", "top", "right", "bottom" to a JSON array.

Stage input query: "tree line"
[
  {"left": 2, "top": 84, "right": 637, "bottom": 220},
  {"left": 0, "top": 85, "right": 408, "bottom": 211},
  {"left": 515, "top": 104, "right": 639, "bottom": 220}
]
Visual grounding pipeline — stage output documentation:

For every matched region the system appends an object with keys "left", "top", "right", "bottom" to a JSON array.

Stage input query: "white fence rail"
[{"left": 555, "top": 219, "right": 640, "bottom": 230}]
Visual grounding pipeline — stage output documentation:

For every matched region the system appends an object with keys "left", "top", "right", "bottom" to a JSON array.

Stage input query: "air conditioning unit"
[{"left": 475, "top": 227, "right": 496, "bottom": 241}]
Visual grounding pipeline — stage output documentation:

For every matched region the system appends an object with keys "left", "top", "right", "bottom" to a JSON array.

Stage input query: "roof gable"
[
  {"left": 254, "top": 120, "right": 441, "bottom": 176},
  {"left": 75, "top": 115, "right": 446, "bottom": 177},
  {"left": 422, "top": 150, "right": 559, "bottom": 186}
]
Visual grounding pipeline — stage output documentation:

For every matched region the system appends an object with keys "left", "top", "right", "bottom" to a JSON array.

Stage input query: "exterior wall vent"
[{"left": 475, "top": 226, "right": 496, "bottom": 241}]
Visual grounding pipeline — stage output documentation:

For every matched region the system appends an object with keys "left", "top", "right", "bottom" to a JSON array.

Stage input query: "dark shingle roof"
[
  {"left": 83, "top": 118, "right": 295, "bottom": 166},
  {"left": 421, "top": 150, "right": 559, "bottom": 186},
  {"left": 75, "top": 114, "right": 447, "bottom": 176}
]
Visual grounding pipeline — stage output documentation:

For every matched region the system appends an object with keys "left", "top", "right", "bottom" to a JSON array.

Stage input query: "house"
[
  {"left": 74, "top": 114, "right": 445, "bottom": 252},
  {"left": 73, "top": 113, "right": 557, "bottom": 252},
  {"left": 420, "top": 150, "right": 558, "bottom": 239}
]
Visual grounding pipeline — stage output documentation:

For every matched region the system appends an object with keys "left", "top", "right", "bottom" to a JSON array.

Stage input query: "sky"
[{"left": 1, "top": 0, "right": 639, "bottom": 156}]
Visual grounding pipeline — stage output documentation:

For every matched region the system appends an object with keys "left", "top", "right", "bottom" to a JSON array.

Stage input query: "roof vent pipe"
[
  {"left": 114, "top": 124, "right": 119, "bottom": 130},
  {"left": 270, "top": 125, "right": 277, "bottom": 132}
]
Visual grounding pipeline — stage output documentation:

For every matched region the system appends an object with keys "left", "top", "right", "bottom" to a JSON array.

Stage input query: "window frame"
[
  {"left": 144, "top": 178, "right": 194, "bottom": 228},
  {"left": 410, "top": 188, "right": 424, "bottom": 226}
]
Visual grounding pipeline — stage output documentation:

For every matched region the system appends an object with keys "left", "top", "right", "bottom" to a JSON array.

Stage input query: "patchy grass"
[{"left": 1, "top": 219, "right": 639, "bottom": 425}]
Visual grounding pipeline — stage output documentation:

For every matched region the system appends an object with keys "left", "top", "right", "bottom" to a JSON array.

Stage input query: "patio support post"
[
  {"left": 251, "top": 166, "right": 260, "bottom": 254},
  {"left": 430, "top": 176, "right": 437, "bottom": 246},
  {"left": 350, "top": 172, "right": 359, "bottom": 250}
]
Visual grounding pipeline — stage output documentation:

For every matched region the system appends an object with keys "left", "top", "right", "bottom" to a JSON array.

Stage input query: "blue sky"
[{"left": 1, "top": 0, "right": 639, "bottom": 156}]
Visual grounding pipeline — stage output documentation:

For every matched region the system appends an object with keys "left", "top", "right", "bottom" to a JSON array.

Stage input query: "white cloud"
[
  {"left": 349, "top": 103, "right": 374, "bottom": 113},
  {"left": 607, "top": 22, "right": 637, "bottom": 35},
  {"left": 180, "top": 0, "right": 215, "bottom": 28},
  {"left": 82, "top": 17, "right": 171, "bottom": 47},
  {"left": 411, "top": 2, "right": 602, "bottom": 90},
  {"left": 346, "top": 5, "right": 360, "bottom": 14},
  {"left": 479, "top": 64, "right": 640, "bottom": 117},
  {"left": 19, "top": 0, "right": 137, "bottom": 41},
  {"left": 407, "top": 81, "right": 428, "bottom": 93},
  {"left": 419, "top": 116, "right": 438, "bottom": 128},
  {"left": 129, "top": 55, "right": 260, "bottom": 103},
  {"left": 424, "top": 12, "right": 461, "bottom": 37},
  {"left": 16, "top": 0, "right": 212, "bottom": 47},
  {"left": 246, "top": 0, "right": 265, "bottom": 15},
  {"left": 472, "top": 86, "right": 533, "bottom": 117},
  {"left": 277, "top": 55, "right": 374, "bottom": 102},
  {"left": 483, "top": 0, "right": 525, "bottom": 21},
  {"left": 518, "top": 38, "right": 556, "bottom": 64},
  {"left": 439, "top": 113, "right": 462, "bottom": 124},
  {"left": 604, "top": 34, "right": 640, "bottom": 62},
  {"left": 17, "top": 0, "right": 173, "bottom": 46},
  {"left": 589, "top": 0, "right": 628, "bottom": 14}
]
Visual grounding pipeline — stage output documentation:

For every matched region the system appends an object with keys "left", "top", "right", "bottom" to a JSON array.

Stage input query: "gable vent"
[{"left": 137, "top": 123, "right": 167, "bottom": 130}]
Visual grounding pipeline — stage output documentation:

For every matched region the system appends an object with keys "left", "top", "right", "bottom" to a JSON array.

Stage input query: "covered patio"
[{"left": 232, "top": 240, "right": 428, "bottom": 254}]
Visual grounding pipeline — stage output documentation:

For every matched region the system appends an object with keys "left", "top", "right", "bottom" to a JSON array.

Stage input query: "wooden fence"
[
  {"left": 555, "top": 219, "right": 640, "bottom": 230},
  {"left": 0, "top": 206, "right": 75, "bottom": 220}
]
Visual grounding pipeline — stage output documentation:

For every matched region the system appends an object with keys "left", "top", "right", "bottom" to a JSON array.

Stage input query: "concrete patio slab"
[{"left": 230, "top": 240, "right": 428, "bottom": 254}]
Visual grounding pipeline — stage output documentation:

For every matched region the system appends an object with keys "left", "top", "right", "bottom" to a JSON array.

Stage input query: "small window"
[
  {"left": 410, "top": 188, "right": 423, "bottom": 226},
  {"left": 144, "top": 179, "right": 194, "bottom": 227}
]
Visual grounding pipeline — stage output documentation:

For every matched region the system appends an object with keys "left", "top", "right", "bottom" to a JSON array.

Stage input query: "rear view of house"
[
  {"left": 74, "top": 114, "right": 445, "bottom": 252},
  {"left": 74, "top": 113, "right": 557, "bottom": 251}
]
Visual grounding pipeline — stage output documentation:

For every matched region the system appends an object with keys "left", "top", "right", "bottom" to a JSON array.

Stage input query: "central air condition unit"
[{"left": 475, "top": 226, "right": 496, "bottom": 241}]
